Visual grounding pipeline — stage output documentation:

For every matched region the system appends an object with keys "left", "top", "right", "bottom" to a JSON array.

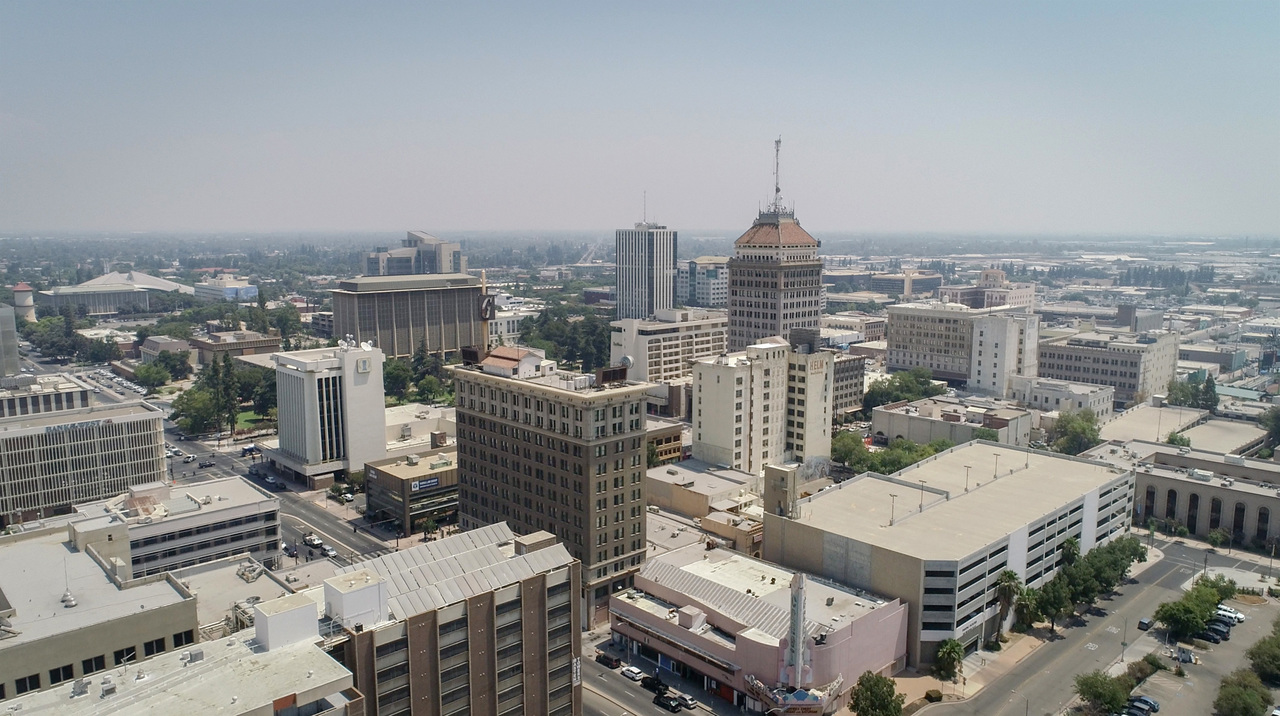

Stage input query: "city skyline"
[{"left": 1, "top": 1, "right": 1276, "bottom": 236}]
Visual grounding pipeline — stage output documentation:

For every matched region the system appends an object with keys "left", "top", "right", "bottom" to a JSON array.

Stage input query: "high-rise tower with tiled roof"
[{"left": 727, "top": 139, "right": 824, "bottom": 350}]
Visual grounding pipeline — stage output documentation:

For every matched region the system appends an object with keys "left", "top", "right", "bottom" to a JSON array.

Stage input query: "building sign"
[
  {"left": 45, "top": 419, "right": 102, "bottom": 435},
  {"left": 571, "top": 656, "right": 581, "bottom": 686},
  {"left": 411, "top": 477, "right": 440, "bottom": 491}
]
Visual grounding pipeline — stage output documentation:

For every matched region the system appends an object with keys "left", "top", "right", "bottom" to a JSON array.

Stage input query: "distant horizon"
[{"left": 2, "top": 2, "right": 1275, "bottom": 236}]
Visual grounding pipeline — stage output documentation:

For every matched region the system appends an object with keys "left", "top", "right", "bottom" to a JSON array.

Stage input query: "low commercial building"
[
  {"left": 871, "top": 396, "right": 1032, "bottom": 447},
  {"left": 70, "top": 478, "right": 282, "bottom": 578},
  {"left": 1180, "top": 419, "right": 1268, "bottom": 456},
  {"left": 821, "top": 313, "right": 886, "bottom": 343},
  {"left": 936, "top": 269, "right": 1035, "bottom": 311},
  {"left": 193, "top": 275, "right": 258, "bottom": 303},
  {"left": 646, "top": 416, "right": 684, "bottom": 465},
  {"left": 323, "top": 523, "right": 582, "bottom": 716},
  {"left": 1178, "top": 343, "right": 1249, "bottom": 373},
  {"left": 1087, "top": 440, "right": 1280, "bottom": 547},
  {"left": 870, "top": 269, "right": 942, "bottom": 297},
  {"left": 764, "top": 443, "right": 1133, "bottom": 665},
  {"left": 0, "top": 402, "right": 165, "bottom": 526},
  {"left": 610, "top": 308, "right": 729, "bottom": 383},
  {"left": 489, "top": 306, "right": 542, "bottom": 347},
  {"left": 1037, "top": 330, "right": 1178, "bottom": 407},
  {"left": 609, "top": 543, "right": 908, "bottom": 711},
  {"left": 364, "top": 450, "right": 460, "bottom": 535},
  {"left": 310, "top": 310, "right": 335, "bottom": 337},
  {"left": 138, "top": 335, "right": 192, "bottom": 365},
  {"left": 36, "top": 284, "right": 150, "bottom": 316},
  {"left": 0, "top": 373, "right": 93, "bottom": 419},
  {"left": 0, "top": 527, "right": 198, "bottom": 700},
  {"left": 645, "top": 459, "right": 760, "bottom": 519},
  {"left": 1006, "top": 375, "right": 1115, "bottom": 420},
  {"left": 189, "top": 330, "right": 281, "bottom": 366}
]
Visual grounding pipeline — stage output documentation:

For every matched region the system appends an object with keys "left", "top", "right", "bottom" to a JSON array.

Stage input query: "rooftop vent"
[{"left": 61, "top": 589, "right": 77, "bottom": 608}]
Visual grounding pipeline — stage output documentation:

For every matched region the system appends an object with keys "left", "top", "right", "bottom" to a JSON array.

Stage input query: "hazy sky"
[{"left": 2, "top": 1, "right": 1276, "bottom": 236}]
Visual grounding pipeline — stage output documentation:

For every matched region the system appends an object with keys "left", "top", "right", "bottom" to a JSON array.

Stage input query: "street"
[{"left": 924, "top": 537, "right": 1280, "bottom": 716}]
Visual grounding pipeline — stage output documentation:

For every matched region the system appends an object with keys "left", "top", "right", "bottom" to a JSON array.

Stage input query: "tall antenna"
[
  {"left": 772, "top": 136, "right": 783, "bottom": 212},
  {"left": 643, "top": 190, "right": 647, "bottom": 224}
]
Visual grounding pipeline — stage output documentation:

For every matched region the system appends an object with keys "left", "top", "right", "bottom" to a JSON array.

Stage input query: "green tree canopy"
[
  {"left": 1073, "top": 671, "right": 1129, "bottom": 713},
  {"left": 134, "top": 364, "right": 171, "bottom": 390},
  {"left": 932, "top": 639, "right": 964, "bottom": 680},
  {"left": 1214, "top": 669, "right": 1273, "bottom": 716},
  {"left": 847, "top": 671, "right": 904, "bottom": 716},
  {"left": 154, "top": 350, "right": 193, "bottom": 380},
  {"left": 1165, "top": 431, "right": 1191, "bottom": 447},
  {"left": 170, "top": 387, "right": 219, "bottom": 435},
  {"left": 384, "top": 359, "right": 413, "bottom": 401},
  {"left": 1048, "top": 409, "right": 1102, "bottom": 455},
  {"left": 862, "top": 368, "right": 947, "bottom": 412}
]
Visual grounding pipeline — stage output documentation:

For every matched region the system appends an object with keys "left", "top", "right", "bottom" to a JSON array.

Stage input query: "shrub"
[
  {"left": 1126, "top": 659, "right": 1156, "bottom": 683},
  {"left": 983, "top": 639, "right": 1002, "bottom": 652},
  {"left": 1174, "top": 665, "right": 1185, "bottom": 677},
  {"left": 924, "top": 690, "right": 943, "bottom": 703},
  {"left": 1142, "top": 653, "right": 1168, "bottom": 671}
]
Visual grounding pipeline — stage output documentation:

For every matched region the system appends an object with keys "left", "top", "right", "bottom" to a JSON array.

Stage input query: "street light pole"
[
  {"left": 1122, "top": 616, "right": 1129, "bottom": 662},
  {"left": 1011, "top": 689, "right": 1029, "bottom": 716}
]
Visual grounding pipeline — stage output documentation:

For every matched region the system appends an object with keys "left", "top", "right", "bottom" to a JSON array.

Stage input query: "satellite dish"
[
  {"left": 360, "top": 342, "right": 372, "bottom": 351},
  {"left": 620, "top": 355, "right": 634, "bottom": 369},
  {"left": 337, "top": 340, "right": 349, "bottom": 349}
]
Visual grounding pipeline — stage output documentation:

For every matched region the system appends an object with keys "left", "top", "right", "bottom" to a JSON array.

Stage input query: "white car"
[
  {"left": 621, "top": 666, "right": 644, "bottom": 681},
  {"left": 321, "top": 545, "right": 338, "bottom": 559},
  {"left": 677, "top": 694, "right": 698, "bottom": 709}
]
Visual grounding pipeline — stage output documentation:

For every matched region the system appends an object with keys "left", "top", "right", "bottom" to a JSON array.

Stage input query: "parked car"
[
  {"left": 321, "top": 544, "right": 338, "bottom": 559},
  {"left": 1217, "top": 606, "right": 1246, "bottom": 623},
  {"left": 342, "top": 493, "right": 355, "bottom": 503},
  {"left": 264, "top": 475, "right": 278, "bottom": 485},
  {"left": 1136, "top": 617, "right": 1154, "bottom": 631},
  {"left": 594, "top": 653, "right": 621, "bottom": 669},
  {"left": 641, "top": 675, "right": 669, "bottom": 695},
  {"left": 283, "top": 544, "right": 297, "bottom": 558},
  {"left": 1130, "top": 695, "right": 1160, "bottom": 712},
  {"left": 1194, "top": 630, "right": 1221, "bottom": 644},
  {"left": 677, "top": 693, "right": 699, "bottom": 709},
  {"left": 620, "top": 666, "right": 644, "bottom": 681},
  {"left": 653, "top": 694, "right": 683, "bottom": 713},
  {"left": 303, "top": 534, "right": 323, "bottom": 548}
]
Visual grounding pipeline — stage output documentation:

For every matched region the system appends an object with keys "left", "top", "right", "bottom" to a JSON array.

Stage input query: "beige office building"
[
  {"left": 0, "top": 402, "right": 165, "bottom": 527},
  {"left": 1037, "top": 330, "right": 1178, "bottom": 406},
  {"left": 452, "top": 347, "right": 652, "bottom": 627},
  {"left": 609, "top": 308, "right": 729, "bottom": 383},
  {"left": 886, "top": 301, "right": 1038, "bottom": 390},
  {"left": 764, "top": 443, "right": 1133, "bottom": 665},
  {"left": 331, "top": 274, "right": 489, "bottom": 359}
]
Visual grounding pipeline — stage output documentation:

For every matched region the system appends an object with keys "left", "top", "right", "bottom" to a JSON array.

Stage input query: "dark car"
[
  {"left": 1208, "top": 616, "right": 1235, "bottom": 630},
  {"left": 1130, "top": 695, "right": 1160, "bottom": 712},
  {"left": 198, "top": 461, "right": 215, "bottom": 468},
  {"left": 1195, "top": 630, "right": 1222, "bottom": 644},
  {"left": 1137, "top": 618, "right": 1154, "bottom": 631},
  {"left": 653, "top": 694, "right": 683, "bottom": 713},
  {"left": 641, "top": 675, "right": 669, "bottom": 695},
  {"left": 594, "top": 653, "right": 621, "bottom": 669},
  {"left": 283, "top": 544, "right": 297, "bottom": 558}
]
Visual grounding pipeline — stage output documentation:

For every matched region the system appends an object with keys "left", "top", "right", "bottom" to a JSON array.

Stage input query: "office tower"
[
  {"left": 0, "top": 402, "right": 166, "bottom": 526},
  {"left": 331, "top": 274, "right": 490, "bottom": 359},
  {"left": 0, "top": 304, "right": 19, "bottom": 377},
  {"left": 328, "top": 524, "right": 582, "bottom": 716},
  {"left": 727, "top": 141, "right": 823, "bottom": 350},
  {"left": 451, "top": 347, "right": 651, "bottom": 627},
  {"left": 676, "top": 256, "right": 730, "bottom": 308},
  {"left": 267, "top": 343, "right": 387, "bottom": 489},
  {"left": 1037, "top": 329, "right": 1178, "bottom": 408},
  {"left": 608, "top": 308, "right": 729, "bottom": 383},
  {"left": 366, "top": 230, "right": 467, "bottom": 276},
  {"left": 886, "top": 301, "right": 1039, "bottom": 395},
  {"left": 615, "top": 222, "right": 677, "bottom": 320}
]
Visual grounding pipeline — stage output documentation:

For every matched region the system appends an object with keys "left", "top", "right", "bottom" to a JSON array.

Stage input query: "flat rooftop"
[
  {"left": 0, "top": 373, "right": 91, "bottom": 398},
  {"left": 0, "top": 530, "right": 189, "bottom": 652},
  {"left": 628, "top": 543, "right": 892, "bottom": 643},
  {"left": 1180, "top": 419, "right": 1268, "bottom": 455},
  {"left": 334, "top": 273, "right": 480, "bottom": 292},
  {"left": 647, "top": 459, "right": 756, "bottom": 497},
  {"left": 1098, "top": 404, "right": 1206, "bottom": 443},
  {"left": 795, "top": 442, "right": 1129, "bottom": 561},
  {"left": 367, "top": 450, "right": 457, "bottom": 481},
  {"left": 170, "top": 558, "right": 294, "bottom": 626},
  {"left": 1089, "top": 440, "right": 1280, "bottom": 494},
  {"left": 72, "top": 476, "right": 278, "bottom": 532},
  {"left": 0, "top": 400, "right": 161, "bottom": 432},
  {"left": 334, "top": 522, "right": 575, "bottom": 621},
  {"left": 5, "top": 628, "right": 352, "bottom": 715}
]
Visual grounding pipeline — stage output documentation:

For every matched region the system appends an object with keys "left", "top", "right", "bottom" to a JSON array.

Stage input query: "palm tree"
[
  {"left": 994, "top": 570, "right": 1022, "bottom": 639},
  {"left": 1061, "top": 537, "right": 1080, "bottom": 566},
  {"left": 934, "top": 638, "right": 965, "bottom": 681},
  {"left": 1014, "top": 586, "right": 1041, "bottom": 630}
]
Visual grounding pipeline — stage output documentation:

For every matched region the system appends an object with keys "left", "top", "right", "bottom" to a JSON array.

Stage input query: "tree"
[
  {"left": 170, "top": 387, "right": 219, "bottom": 435},
  {"left": 973, "top": 427, "right": 1000, "bottom": 442},
  {"left": 1048, "top": 409, "right": 1101, "bottom": 455},
  {"left": 647, "top": 442, "right": 661, "bottom": 468},
  {"left": 416, "top": 375, "right": 443, "bottom": 402},
  {"left": 1073, "top": 670, "right": 1128, "bottom": 713},
  {"left": 847, "top": 670, "right": 904, "bottom": 716},
  {"left": 1262, "top": 406, "right": 1280, "bottom": 446},
  {"left": 994, "top": 570, "right": 1021, "bottom": 639},
  {"left": 1246, "top": 633, "right": 1280, "bottom": 684},
  {"left": 932, "top": 639, "right": 964, "bottom": 680},
  {"left": 1214, "top": 669, "right": 1273, "bottom": 716},
  {"left": 1207, "top": 529, "right": 1231, "bottom": 549},
  {"left": 1199, "top": 573, "right": 1238, "bottom": 602},
  {"left": 1165, "top": 431, "right": 1191, "bottom": 447},
  {"left": 1199, "top": 375, "right": 1219, "bottom": 414},
  {"left": 1061, "top": 537, "right": 1080, "bottom": 567},
  {"left": 1014, "top": 586, "right": 1042, "bottom": 630},
  {"left": 415, "top": 517, "right": 438, "bottom": 539},
  {"left": 153, "top": 350, "right": 193, "bottom": 380},
  {"left": 1166, "top": 378, "right": 1199, "bottom": 408},
  {"left": 384, "top": 359, "right": 413, "bottom": 401},
  {"left": 1154, "top": 598, "right": 1207, "bottom": 640},
  {"left": 134, "top": 364, "right": 171, "bottom": 391},
  {"left": 1039, "top": 579, "right": 1072, "bottom": 632}
]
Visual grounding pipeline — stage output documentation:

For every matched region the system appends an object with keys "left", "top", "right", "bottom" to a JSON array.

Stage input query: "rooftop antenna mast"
[
  {"left": 771, "top": 136, "right": 783, "bottom": 212},
  {"left": 643, "top": 190, "right": 647, "bottom": 224}
]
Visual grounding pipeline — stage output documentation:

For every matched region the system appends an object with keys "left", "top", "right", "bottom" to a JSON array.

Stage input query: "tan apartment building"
[
  {"left": 451, "top": 347, "right": 652, "bottom": 627},
  {"left": 331, "top": 274, "right": 488, "bottom": 359},
  {"left": 1037, "top": 330, "right": 1177, "bottom": 407},
  {"left": 327, "top": 523, "right": 582, "bottom": 716}
]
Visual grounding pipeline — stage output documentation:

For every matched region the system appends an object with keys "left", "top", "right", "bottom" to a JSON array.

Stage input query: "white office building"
[
  {"left": 616, "top": 222, "right": 677, "bottom": 319},
  {"left": 265, "top": 344, "right": 387, "bottom": 488},
  {"left": 692, "top": 336, "right": 833, "bottom": 475},
  {"left": 609, "top": 308, "right": 729, "bottom": 383},
  {"left": 676, "top": 256, "right": 730, "bottom": 308},
  {"left": 0, "top": 304, "right": 19, "bottom": 377},
  {"left": 1006, "top": 376, "right": 1115, "bottom": 420},
  {"left": 886, "top": 301, "right": 1038, "bottom": 393}
]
